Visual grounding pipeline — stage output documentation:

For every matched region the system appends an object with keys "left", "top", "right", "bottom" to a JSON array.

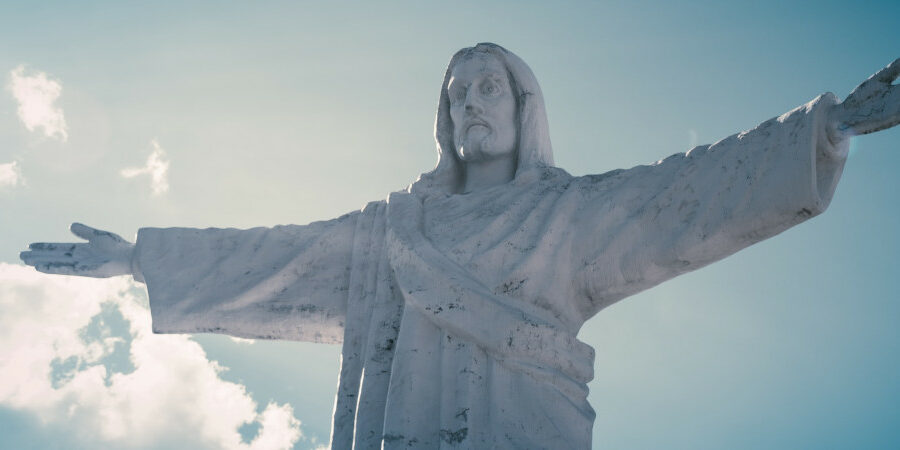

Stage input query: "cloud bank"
[
  {"left": 0, "top": 161, "right": 23, "bottom": 188},
  {"left": 121, "top": 140, "right": 170, "bottom": 195},
  {"left": 7, "top": 66, "right": 69, "bottom": 141},
  {"left": 0, "top": 263, "right": 303, "bottom": 449}
]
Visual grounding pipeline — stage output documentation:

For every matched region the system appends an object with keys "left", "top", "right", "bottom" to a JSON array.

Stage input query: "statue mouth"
[{"left": 465, "top": 121, "right": 490, "bottom": 135}]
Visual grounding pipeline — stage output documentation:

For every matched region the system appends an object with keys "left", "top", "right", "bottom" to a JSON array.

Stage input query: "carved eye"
[{"left": 481, "top": 81, "right": 500, "bottom": 97}]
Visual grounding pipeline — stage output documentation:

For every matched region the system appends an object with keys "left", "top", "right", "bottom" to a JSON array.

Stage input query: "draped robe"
[{"left": 134, "top": 93, "right": 848, "bottom": 448}]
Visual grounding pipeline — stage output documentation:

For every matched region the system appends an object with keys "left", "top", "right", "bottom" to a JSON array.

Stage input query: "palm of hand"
[{"left": 20, "top": 223, "right": 134, "bottom": 278}]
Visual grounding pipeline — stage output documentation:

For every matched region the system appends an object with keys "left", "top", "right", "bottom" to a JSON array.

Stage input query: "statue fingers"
[
  {"left": 27, "top": 242, "right": 78, "bottom": 253},
  {"left": 873, "top": 57, "right": 900, "bottom": 84},
  {"left": 845, "top": 60, "right": 897, "bottom": 107},
  {"left": 70, "top": 222, "right": 128, "bottom": 245},
  {"left": 20, "top": 244, "right": 78, "bottom": 266},
  {"left": 21, "top": 251, "right": 106, "bottom": 277},
  {"left": 19, "top": 250, "right": 40, "bottom": 266},
  {"left": 33, "top": 261, "right": 80, "bottom": 276},
  {"left": 70, "top": 222, "right": 101, "bottom": 241},
  {"left": 37, "top": 261, "right": 105, "bottom": 277},
  {"left": 849, "top": 84, "right": 900, "bottom": 136},
  {"left": 21, "top": 243, "right": 90, "bottom": 266},
  {"left": 20, "top": 250, "right": 77, "bottom": 273}
]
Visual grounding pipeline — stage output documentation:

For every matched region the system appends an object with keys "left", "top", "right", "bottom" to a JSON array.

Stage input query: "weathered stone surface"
[{"left": 21, "top": 45, "right": 900, "bottom": 449}]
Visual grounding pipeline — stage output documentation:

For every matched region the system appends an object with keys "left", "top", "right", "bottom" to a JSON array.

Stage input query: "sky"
[{"left": 1, "top": 1, "right": 898, "bottom": 449}]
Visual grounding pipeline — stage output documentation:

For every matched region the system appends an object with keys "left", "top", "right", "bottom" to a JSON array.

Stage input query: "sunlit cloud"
[
  {"left": 7, "top": 65, "right": 69, "bottom": 141},
  {"left": 0, "top": 161, "right": 23, "bottom": 188},
  {"left": 0, "top": 263, "right": 303, "bottom": 449},
  {"left": 121, "top": 140, "right": 170, "bottom": 195}
]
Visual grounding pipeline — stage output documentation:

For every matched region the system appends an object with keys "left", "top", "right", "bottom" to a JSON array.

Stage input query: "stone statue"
[{"left": 20, "top": 43, "right": 900, "bottom": 449}]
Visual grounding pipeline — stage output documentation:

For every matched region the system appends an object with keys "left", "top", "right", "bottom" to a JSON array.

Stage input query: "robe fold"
[{"left": 136, "top": 93, "right": 847, "bottom": 448}]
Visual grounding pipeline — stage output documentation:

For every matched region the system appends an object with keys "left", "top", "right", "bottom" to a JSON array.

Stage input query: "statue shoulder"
[{"left": 515, "top": 165, "right": 572, "bottom": 187}]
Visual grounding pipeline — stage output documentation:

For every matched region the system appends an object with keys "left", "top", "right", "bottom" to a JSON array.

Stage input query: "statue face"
[{"left": 448, "top": 53, "right": 517, "bottom": 163}]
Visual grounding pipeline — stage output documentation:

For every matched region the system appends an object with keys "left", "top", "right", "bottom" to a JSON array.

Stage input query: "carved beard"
[{"left": 455, "top": 123, "right": 493, "bottom": 162}]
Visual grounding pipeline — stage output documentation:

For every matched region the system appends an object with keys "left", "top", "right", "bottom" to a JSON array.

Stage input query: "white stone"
[{"left": 21, "top": 45, "right": 900, "bottom": 449}]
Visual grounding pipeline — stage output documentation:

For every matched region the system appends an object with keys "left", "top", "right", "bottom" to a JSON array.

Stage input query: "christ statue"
[{"left": 20, "top": 43, "right": 900, "bottom": 449}]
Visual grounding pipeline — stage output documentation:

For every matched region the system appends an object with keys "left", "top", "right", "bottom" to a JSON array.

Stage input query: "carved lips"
[{"left": 463, "top": 120, "right": 490, "bottom": 139}]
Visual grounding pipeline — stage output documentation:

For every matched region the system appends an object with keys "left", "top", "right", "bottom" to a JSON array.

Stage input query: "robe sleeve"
[
  {"left": 569, "top": 93, "right": 849, "bottom": 320},
  {"left": 133, "top": 210, "right": 360, "bottom": 343}
]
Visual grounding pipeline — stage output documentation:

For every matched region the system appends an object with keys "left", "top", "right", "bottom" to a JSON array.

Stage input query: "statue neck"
[{"left": 460, "top": 155, "right": 516, "bottom": 193}]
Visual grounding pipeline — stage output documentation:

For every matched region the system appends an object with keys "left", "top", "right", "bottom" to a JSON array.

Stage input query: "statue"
[{"left": 19, "top": 43, "right": 900, "bottom": 449}]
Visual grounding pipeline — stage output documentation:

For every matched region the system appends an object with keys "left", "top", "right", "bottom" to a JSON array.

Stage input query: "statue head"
[
  {"left": 448, "top": 51, "right": 518, "bottom": 164},
  {"left": 413, "top": 43, "right": 554, "bottom": 195}
]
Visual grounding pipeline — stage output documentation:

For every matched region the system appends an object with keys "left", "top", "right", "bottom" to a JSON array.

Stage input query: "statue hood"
[{"left": 412, "top": 43, "right": 555, "bottom": 195}]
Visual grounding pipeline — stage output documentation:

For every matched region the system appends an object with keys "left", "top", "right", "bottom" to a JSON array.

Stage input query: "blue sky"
[{"left": 1, "top": 1, "right": 898, "bottom": 448}]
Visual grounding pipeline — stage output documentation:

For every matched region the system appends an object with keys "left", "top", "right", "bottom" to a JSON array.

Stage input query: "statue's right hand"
[{"left": 19, "top": 223, "right": 135, "bottom": 278}]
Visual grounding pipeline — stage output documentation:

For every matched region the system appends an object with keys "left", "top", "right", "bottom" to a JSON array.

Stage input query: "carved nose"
[{"left": 464, "top": 91, "right": 484, "bottom": 114}]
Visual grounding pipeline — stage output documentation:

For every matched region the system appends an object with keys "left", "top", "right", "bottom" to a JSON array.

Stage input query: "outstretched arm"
[
  {"left": 20, "top": 223, "right": 136, "bottom": 279},
  {"left": 571, "top": 58, "right": 898, "bottom": 320},
  {"left": 131, "top": 216, "right": 360, "bottom": 343},
  {"left": 19, "top": 207, "right": 369, "bottom": 344}
]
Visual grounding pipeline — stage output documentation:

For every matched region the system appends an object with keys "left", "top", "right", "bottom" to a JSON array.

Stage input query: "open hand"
[
  {"left": 829, "top": 58, "right": 900, "bottom": 143},
  {"left": 20, "top": 223, "right": 135, "bottom": 278}
]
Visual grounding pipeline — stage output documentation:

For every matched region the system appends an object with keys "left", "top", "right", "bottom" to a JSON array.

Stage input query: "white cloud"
[
  {"left": 121, "top": 140, "right": 170, "bottom": 195},
  {"left": 7, "top": 65, "right": 69, "bottom": 141},
  {"left": 0, "top": 161, "right": 23, "bottom": 188},
  {"left": 0, "top": 263, "right": 303, "bottom": 450}
]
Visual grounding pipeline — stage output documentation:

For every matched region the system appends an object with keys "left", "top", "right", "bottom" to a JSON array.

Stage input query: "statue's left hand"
[
  {"left": 828, "top": 58, "right": 900, "bottom": 144},
  {"left": 19, "top": 223, "right": 135, "bottom": 278}
]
